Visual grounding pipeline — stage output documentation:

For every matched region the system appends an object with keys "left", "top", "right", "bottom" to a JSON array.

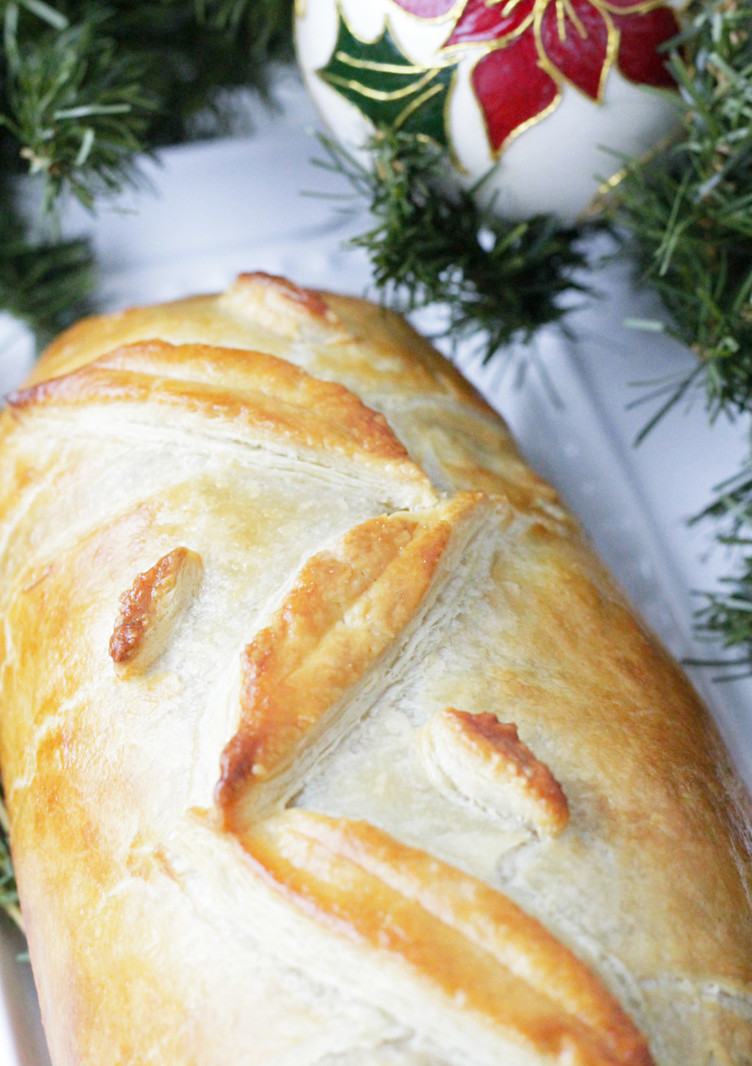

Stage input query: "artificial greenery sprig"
[
  {"left": 316, "top": 128, "right": 597, "bottom": 361},
  {"left": 0, "top": 0, "right": 292, "bottom": 342},
  {"left": 0, "top": 792, "right": 22, "bottom": 934},
  {"left": 0, "top": 171, "right": 94, "bottom": 340},
  {"left": 614, "top": 0, "right": 752, "bottom": 424},
  {"left": 689, "top": 460, "right": 752, "bottom": 672},
  {"left": 612, "top": 0, "right": 752, "bottom": 668}
]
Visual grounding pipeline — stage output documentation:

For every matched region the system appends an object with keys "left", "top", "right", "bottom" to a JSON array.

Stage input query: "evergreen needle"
[
  {"left": 315, "top": 127, "right": 598, "bottom": 361},
  {"left": 611, "top": 0, "right": 752, "bottom": 671},
  {"left": 0, "top": 794, "right": 22, "bottom": 935}
]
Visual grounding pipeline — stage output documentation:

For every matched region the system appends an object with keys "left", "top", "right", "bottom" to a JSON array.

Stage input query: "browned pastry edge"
[
  {"left": 0, "top": 271, "right": 749, "bottom": 1066},
  {"left": 240, "top": 810, "right": 654, "bottom": 1066}
]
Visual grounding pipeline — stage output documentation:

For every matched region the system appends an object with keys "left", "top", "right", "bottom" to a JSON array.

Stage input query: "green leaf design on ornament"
[{"left": 316, "top": 12, "right": 457, "bottom": 148}]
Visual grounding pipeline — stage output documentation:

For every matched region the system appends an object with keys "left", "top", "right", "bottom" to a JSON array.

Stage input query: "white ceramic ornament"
[{"left": 294, "top": 0, "right": 684, "bottom": 222}]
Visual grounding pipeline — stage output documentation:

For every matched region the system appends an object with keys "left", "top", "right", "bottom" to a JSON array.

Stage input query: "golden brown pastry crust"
[
  {"left": 421, "top": 708, "right": 570, "bottom": 837},
  {"left": 0, "top": 271, "right": 750, "bottom": 1066}
]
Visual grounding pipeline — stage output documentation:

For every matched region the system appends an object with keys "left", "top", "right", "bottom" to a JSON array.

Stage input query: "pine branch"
[
  {"left": 687, "top": 460, "right": 752, "bottom": 672},
  {"left": 614, "top": 0, "right": 752, "bottom": 421},
  {"left": 613, "top": 0, "right": 752, "bottom": 671},
  {"left": 316, "top": 128, "right": 598, "bottom": 362},
  {"left": 0, "top": 792, "right": 22, "bottom": 935},
  {"left": 0, "top": 1, "right": 293, "bottom": 201},
  {"left": 0, "top": 175, "right": 95, "bottom": 342},
  {"left": 2, "top": 14, "right": 156, "bottom": 209},
  {"left": 0, "top": 0, "right": 293, "bottom": 339}
]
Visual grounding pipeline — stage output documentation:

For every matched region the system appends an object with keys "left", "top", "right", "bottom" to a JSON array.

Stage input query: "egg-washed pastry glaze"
[{"left": 0, "top": 272, "right": 750, "bottom": 1066}]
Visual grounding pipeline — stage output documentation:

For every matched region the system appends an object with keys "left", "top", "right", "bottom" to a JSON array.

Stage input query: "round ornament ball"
[{"left": 294, "top": 0, "right": 684, "bottom": 223}]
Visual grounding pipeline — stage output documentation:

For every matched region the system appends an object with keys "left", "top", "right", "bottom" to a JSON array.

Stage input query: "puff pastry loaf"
[{"left": 0, "top": 272, "right": 751, "bottom": 1066}]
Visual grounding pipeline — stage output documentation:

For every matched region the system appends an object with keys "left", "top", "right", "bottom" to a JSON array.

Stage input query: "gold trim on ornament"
[
  {"left": 488, "top": 90, "right": 563, "bottom": 158},
  {"left": 440, "top": 74, "right": 465, "bottom": 171},
  {"left": 386, "top": 0, "right": 467, "bottom": 27},
  {"left": 586, "top": 125, "right": 684, "bottom": 218},
  {"left": 338, "top": 53, "right": 429, "bottom": 74},
  {"left": 325, "top": 64, "right": 447, "bottom": 104},
  {"left": 395, "top": 82, "right": 454, "bottom": 130},
  {"left": 370, "top": 13, "right": 465, "bottom": 165},
  {"left": 472, "top": 41, "right": 563, "bottom": 159},
  {"left": 598, "top": 0, "right": 681, "bottom": 13},
  {"left": 319, "top": 5, "right": 461, "bottom": 128},
  {"left": 439, "top": 0, "right": 537, "bottom": 56},
  {"left": 534, "top": 0, "right": 620, "bottom": 107},
  {"left": 325, "top": 0, "right": 457, "bottom": 73}
]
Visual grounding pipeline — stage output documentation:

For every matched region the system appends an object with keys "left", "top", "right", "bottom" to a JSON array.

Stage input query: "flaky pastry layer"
[{"left": 0, "top": 271, "right": 750, "bottom": 1066}]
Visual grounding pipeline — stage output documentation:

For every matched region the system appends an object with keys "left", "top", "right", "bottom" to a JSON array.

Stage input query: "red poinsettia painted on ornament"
[
  {"left": 391, "top": 0, "right": 681, "bottom": 152},
  {"left": 295, "top": 0, "right": 684, "bottom": 219}
]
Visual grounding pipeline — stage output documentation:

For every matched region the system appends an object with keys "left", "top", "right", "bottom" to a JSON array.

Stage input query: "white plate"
[{"left": 1, "top": 72, "right": 750, "bottom": 1065}]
